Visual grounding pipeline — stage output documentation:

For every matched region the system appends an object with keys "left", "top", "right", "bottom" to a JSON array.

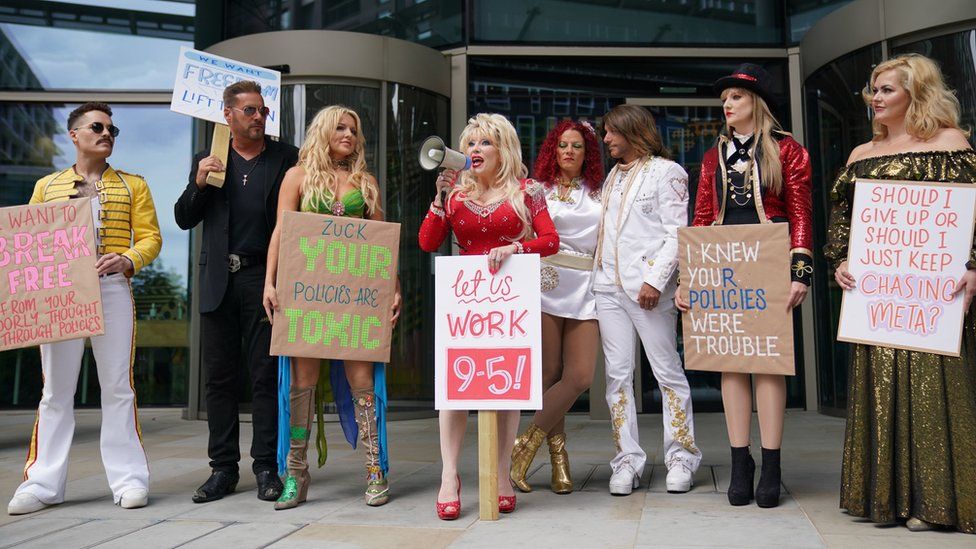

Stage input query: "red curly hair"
[{"left": 532, "top": 119, "right": 605, "bottom": 191}]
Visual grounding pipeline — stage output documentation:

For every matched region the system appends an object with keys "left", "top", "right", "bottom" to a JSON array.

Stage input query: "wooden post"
[
  {"left": 206, "top": 123, "right": 231, "bottom": 188},
  {"left": 478, "top": 410, "right": 499, "bottom": 521}
]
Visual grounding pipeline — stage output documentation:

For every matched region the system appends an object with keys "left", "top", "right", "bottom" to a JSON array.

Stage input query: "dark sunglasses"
[
  {"left": 72, "top": 122, "right": 120, "bottom": 138},
  {"left": 233, "top": 105, "right": 270, "bottom": 118}
]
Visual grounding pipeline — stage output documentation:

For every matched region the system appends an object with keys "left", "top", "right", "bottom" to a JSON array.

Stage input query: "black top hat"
[{"left": 714, "top": 63, "right": 776, "bottom": 106}]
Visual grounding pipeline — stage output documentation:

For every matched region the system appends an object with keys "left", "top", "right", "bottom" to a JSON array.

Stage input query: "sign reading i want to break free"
[
  {"left": 170, "top": 46, "right": 281, "bottom": 136},
  {"left": 434, "top": 255, "right": 542, "bottom": 410},
  {"left": 678, "top": 223, "right": 795, "bottom": 375},
  {"left": 0, "top": 198, "right": 104, "bottom": 351},
  {"left": 270, "top": 212, "right": 401, "bottom": 363},
  {"left": 838, "top": 179, "right": 976, "bottom": 356}
]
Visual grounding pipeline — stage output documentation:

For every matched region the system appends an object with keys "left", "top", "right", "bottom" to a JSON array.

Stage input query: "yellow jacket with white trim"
[{"left": 29, "top": 165, "right": 162, "bottom": 275}]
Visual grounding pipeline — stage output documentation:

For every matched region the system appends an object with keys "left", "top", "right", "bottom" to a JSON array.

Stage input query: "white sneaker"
[
  {"left": 666, "top": 464, "right": 694, "bottom": 493},
  {"left": 609, "top": 464, "right": 639, "bottom": 496},
  {"left": 119, "top": 488, "right": 148, "bottom": 509},
  {"left": 8, "top": 493, "right": 48, "bottom": 515}
]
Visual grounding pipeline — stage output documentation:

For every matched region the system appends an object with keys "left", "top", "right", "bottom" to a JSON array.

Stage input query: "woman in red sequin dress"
[{"left": 418, "top": 113, "right": 559, "bottom": 519}]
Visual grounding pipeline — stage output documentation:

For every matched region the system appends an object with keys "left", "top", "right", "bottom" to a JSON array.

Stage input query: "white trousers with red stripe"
[{"left": 16, "top": 273, "right": 149, "bottom": 504}]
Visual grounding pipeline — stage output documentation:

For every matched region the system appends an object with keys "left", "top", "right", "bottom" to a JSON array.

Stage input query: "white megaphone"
[{"left": 418, "top": 136, "right": 471, "bottom": 172}]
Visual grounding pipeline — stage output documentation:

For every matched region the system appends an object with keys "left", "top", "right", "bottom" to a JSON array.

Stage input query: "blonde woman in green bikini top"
[{"left": 262, "top": 105, "right": 401, "bottom": 510}]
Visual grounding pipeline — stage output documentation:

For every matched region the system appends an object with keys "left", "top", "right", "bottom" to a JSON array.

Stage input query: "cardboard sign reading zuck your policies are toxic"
[{"left": 678, "top": 223, "right": 794, "bottom": 375}]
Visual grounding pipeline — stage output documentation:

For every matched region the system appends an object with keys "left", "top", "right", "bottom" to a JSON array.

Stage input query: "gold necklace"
[{"left": 549, "top": 176, "right": 581, "bottom": 203}]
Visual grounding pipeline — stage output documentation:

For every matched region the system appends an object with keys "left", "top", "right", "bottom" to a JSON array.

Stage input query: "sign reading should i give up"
[
  {"left": 434, "top": 255, "right": 542, "bottom": 410},
  {"left": 838, "top": 179, "right": 976, "bottom": 356},
  {"left": 678, "top": 223, "right": 794, "bottom": 375},
  {"left": 270, "top": 211, "right": 401, "bottom": 363}
]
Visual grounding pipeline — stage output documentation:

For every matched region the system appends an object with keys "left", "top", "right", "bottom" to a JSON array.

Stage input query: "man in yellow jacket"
[{"left": 8, "top": 102, "right": 162, "bottom": 515}]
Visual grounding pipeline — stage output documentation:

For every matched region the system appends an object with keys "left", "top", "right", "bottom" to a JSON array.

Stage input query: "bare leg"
[
  {"left": 721, "top": 372, "right": 752, "bottom": 447},
  {"left": 497, "top": 410, "right": 519, "bottom": 497},
  {"left": 535, "top": 319, "right": 599, "bottom": 433},
  {"left": 293, "top": 357, "right": 321, "bottom": 389},
  {"left": 343, "top": 360, "right": 374, "bottom": 391},
  {"left": 437, "top": 410, "right": 467, "bottom": 506},
  {"left": 532, "top": 313, "right": 565, "bottom": 433},
  {"left": 754, "top": 374, "right": 786, "bottom": 449}
]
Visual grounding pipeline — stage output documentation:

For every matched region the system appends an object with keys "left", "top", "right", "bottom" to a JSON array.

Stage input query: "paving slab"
[
  {"left": 0, "top": 517, "right": 87, "bottom": 548},
  {"left": 15, "top": 518, "right": 156, "bottom": 548}
]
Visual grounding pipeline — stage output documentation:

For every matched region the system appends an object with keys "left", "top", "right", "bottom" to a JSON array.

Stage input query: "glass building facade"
[{"left": 2, "top": 1, "right": 975, "bottom": 420}]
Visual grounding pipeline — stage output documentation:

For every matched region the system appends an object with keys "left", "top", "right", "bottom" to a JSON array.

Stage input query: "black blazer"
[{"left": 175, "top": 137, "right": 299, "bottom": 314}]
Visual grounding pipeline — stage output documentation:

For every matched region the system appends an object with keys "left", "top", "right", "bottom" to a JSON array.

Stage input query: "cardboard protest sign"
[
  {"left": 170, "top": 46, "right": 281, "bottom": 137},
  {"left": 0, "top": 199, "right": 103, "bottom": 351},
  {"left": 270, "top": 211, "right": 400, "bottom": 363},
  {"left": 678, "top": 223, "right": 794, "bottom": 375},
  {"left": 435, "top": 255, "right": 543, "bottom": 410},
  {"left": 838, "top": 179, "right": 976, "bottom": 356}
]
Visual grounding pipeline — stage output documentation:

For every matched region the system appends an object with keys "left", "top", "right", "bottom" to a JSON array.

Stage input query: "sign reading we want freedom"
[
  {"left": 678, "top": 224, "right": 794, "bottom": 375},
  {"left": 170, "top": 46, "right": 281, "bottom": 136},
  {"left": 0, "top": 199, "right": 104, "bottom": 351},
  {"left": 434, "top": 255, "right": 542, "bottom": 410},
  {"left": 270, "top": 212, "right": 400, "bottom": 363},
  {"left": 838, "top": 179, "right": 976, "bottom": 356}
]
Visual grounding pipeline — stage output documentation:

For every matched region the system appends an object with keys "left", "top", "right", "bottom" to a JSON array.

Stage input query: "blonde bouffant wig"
[
  {"left": 862, "top": 53, "right": 969, "bottom": 141},
  {"left": 298, "top": 105, "right": 381, "bottom": 215}
]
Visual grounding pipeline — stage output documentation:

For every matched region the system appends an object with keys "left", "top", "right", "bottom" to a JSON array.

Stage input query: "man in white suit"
[{"left": 593, "top": 104, "right": 700, "bottom": 496}]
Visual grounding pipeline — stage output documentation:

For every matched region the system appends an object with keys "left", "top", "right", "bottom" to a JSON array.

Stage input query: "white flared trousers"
[
  {"left": 16, "top": 273, "right": 149, "bottom": 504},
  {"left": 596, "top": 289, "right": 702, "bottom": 479}
]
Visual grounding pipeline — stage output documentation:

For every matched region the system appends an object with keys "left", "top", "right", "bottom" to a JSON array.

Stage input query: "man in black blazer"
[{"left": 175, "top": 81, "right": 298, "bottom": 503}]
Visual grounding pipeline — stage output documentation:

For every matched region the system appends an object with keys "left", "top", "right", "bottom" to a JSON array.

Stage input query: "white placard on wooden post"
[
  {"left": 434, "top": 254, "right": 543, "bottom": 520},
  {"left": 838, "top": 178, "right": 976, "bottom": 356}
]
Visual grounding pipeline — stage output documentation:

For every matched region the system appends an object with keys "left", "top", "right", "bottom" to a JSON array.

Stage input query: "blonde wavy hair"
[
  {"left": 298, "top": 105, "right": 381, "bottom": 215},
  {"left": 720, "top": 87, "right": 787, "bottom": 195},
  {"left": 862, "top": 53, "right": 969, "bottom": 140},
  {"left": 454, "top": 113, "right": 532, "bottom": 241}
]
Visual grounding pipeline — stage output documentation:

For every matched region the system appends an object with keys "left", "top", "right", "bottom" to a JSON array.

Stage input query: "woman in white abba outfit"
[
  {"left": 510, "top": 120, "right": 605, "bottom": 494},
  {"left": 594, "top": 104, "right": 700, "bottom": 496}
]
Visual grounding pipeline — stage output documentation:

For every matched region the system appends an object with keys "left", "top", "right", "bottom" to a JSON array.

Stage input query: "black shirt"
[{"left": 225, "top": 148, "right": 271, "bottom": 256}]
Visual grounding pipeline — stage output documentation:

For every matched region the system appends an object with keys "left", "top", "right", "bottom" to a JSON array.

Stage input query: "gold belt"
[{"left": 542, "top": 251, "right": 594, "bottom": 271}]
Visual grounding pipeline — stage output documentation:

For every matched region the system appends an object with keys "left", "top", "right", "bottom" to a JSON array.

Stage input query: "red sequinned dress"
[{"left": 418, "top": 179, "right": 559, "bottom": 257}]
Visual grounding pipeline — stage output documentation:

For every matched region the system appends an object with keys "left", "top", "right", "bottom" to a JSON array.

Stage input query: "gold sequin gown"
[{"left": 824, "top": 149, "right": 976, "bottom": 534}]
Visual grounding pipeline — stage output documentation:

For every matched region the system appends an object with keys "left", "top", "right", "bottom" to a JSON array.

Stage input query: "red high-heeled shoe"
[
  {"left": 436, "top": 475, "right": 461, "bottom": 520},
  {"left": 498, "top": 493, "right": 517, "bottom": 513}
]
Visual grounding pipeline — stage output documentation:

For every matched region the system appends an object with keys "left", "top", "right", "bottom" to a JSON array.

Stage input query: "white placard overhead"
[
  {"left": 838, "top": 178, "right": 976, "bottom": 356},
  {"left": 170, "top": 46, "right": 281, "bottom": 137},
  {"left": 434, "top": 255, "right": 543, "bottom": 411}
]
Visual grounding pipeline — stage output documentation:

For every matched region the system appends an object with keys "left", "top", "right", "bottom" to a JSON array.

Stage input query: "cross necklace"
[{"left": 234, "top": 144, "right": 265, "bottom": 187}]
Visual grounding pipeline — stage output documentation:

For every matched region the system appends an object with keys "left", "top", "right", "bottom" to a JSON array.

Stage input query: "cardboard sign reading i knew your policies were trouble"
[
  {"left": 270, "top": 211, "right": 400, "bottom": 363},
  {"left": 0, "top": 198, "right": 104, "bottom": 351},
  {"left": 678, "top": 223, "right": 794, "bottom": 375}
]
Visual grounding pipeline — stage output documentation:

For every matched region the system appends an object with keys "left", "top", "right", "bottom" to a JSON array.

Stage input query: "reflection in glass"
[
  {"left": 0, "top": 104, "right": 192, "bottom": 407},
  {"left": 473, "top": 0, "right": 784, "bottom": 45},
  {"left": 787, "top": 0, "right": 853, "bottom": 44}
]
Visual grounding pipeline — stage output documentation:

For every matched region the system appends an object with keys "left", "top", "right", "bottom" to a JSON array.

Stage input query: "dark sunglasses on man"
[
  {"left": 72, "top": 122, "right": 121, "bottom": 138},
  {"left": 232, "top": 105, "right": 270, "bottom": 118}
]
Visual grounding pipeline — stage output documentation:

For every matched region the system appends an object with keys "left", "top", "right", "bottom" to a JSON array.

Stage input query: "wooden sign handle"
[
  {"left": 478, "top": 410, "right": 499, "bottom": 521},
  {"left": 206, "top": 123, "right": 231, "bottom": 188}
]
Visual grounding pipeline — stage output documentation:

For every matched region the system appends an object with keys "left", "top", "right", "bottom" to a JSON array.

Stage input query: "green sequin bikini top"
[{"left": 305, "top": 188, "right": 367, "bottom": 218}]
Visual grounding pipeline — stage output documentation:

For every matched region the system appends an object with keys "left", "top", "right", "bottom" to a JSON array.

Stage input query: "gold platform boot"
[
  {"left": 275, "top": 386, "right": 314, "bottom": 510},
  {"left": 353, "top": 388, "right": 389, "bottom": 506},
  {"left": 510, "top": 424, "right": 546, "bottom": 492},
  {"left": 548, "top": 433, "right": 573, "bottom": 494}
]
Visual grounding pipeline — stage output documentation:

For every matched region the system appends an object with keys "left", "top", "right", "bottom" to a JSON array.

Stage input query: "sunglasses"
[
  {"left": 232, "top": 106, "right": 270, "bottom": 118},
  {"left": 72, "top": 122, "right": 120, "bottom": 138}
]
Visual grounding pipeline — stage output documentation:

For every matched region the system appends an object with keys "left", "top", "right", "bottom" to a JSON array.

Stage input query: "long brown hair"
[{"left": 603, "top": 104, "right": 670, "bottom": 160}]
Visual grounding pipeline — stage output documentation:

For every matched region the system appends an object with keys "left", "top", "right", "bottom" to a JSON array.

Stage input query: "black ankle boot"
[
  {"left": 755, "top": 447, "right": 781, "bottom": 508},
  {"left": 727, "top": 446, "right": 755, "bottom": 506}
]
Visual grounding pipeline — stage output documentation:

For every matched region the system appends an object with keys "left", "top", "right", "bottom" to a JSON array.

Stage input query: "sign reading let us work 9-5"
[
  {"left": 270, "top": 212, "right": 400, "bottom": 363},
  {"left": 170, "top": 46, "right": 281, "bottom": 137}
]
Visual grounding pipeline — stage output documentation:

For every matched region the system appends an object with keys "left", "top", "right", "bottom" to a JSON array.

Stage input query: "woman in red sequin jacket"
[
  {"left": 676, "top": 64, "right": 813, "bottom": 510},
  {"left": 418, "top": 113, "right": 558, "bottom": 519}
]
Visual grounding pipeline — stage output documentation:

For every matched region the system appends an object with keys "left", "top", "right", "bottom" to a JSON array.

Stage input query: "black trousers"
[{"left": 201, "top": 264, "right": 278, "bottom": 475}]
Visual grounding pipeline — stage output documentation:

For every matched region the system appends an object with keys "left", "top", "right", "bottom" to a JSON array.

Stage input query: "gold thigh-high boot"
[
  {"left": 353, "top": 388, "right": 389, "bottom": 506},
  {"left": 274, "top": 386, "right": 314, "bottom": 510},
  {"left": 510, "top": 424, "right": 546, "bottom": 492},
  {"left": 548, "top": 433, "right": 573, "bottom": 494}
]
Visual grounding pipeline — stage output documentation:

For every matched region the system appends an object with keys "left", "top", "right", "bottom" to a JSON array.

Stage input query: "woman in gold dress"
[{"left": 824, "top": 53, "right": 976, "bottom": 534}]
